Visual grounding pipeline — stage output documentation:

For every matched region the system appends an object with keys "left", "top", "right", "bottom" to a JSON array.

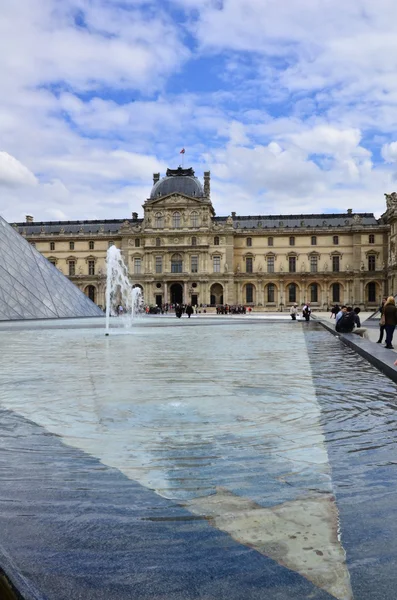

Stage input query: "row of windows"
[
  {"left": 154, "top": 211, "right": 200, "bottom": 229},
  {"left": 246, "top": 281, "right": 378, "bottom": 304},
  {"left": 244, "top": 255, "right": 377, "bottom": 274},
  {"left": 41, "top": 234, "right": 377, "bottom": 252},
  {"left": 65, "top": 260, "right": 96, "bottom": 276},
  {"left": 133, "top": 254, "right": 223, "bottom": 275},
  {"left": 45, "top": 241, "right": 114, "bottom": 251}
]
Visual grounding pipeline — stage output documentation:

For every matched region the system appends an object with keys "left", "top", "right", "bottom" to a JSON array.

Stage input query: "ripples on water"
[{"left": 0, "top": 321, "right": 396, "bottom": 506}]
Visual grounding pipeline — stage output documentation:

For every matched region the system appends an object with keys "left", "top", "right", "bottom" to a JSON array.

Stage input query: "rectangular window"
[
  {"left": 332, "top": 256, "right": 340, "bottom": 272},
  {"left": 135, "top": 239, "right": 140, "bottom": 247},
  {"left": 268, "top": 237, "right": 273, "bottom": 246},
  {"left": 310, "top": 256, "right": 318, "bottom": 273},
  {"left": 89, "top": 241, "right": 95, "bottom": 250},
  {"left": 155, "top": 256, "right": 162, "bottom": 273},
  {"left": 134, "top": 258, "right": 141, "bottom": 274},
  {"left": 68, "top": 261, "right": 75, "bottom": 276},
  {"left": 289, "top": 256, "right": 296, "bottom": 273},
  {"left": 267, "top": 284, "right": 275, "bottom": 303},
  {"left": 267, "top": 256, "right": 274, "bottom": 273},
  {"left": 246, "top": 257, "right": 253, "bottom": 273},
  {"left": 311, "top": 236, "right": 317, "bottom": 246},
  {"left": 368, "top": 255, "right": 376, "bottom": 271},
  {"left": 289, "top": 236, "right": 295, "bottom": 246},
  {"left": 213, "top": 256, "right": 221, "bottom": 273},
  {"left": 50, "top": 241, "right": 55, "bottom": 251},
  {"left": 191, "top": 255, "right": 198, "bottom": 273},
  {"left": 333, "top": 236, "right": 339, "bottom": 245},
  {"left": 88, "top": 260, "right": 95, "bottom": 275},
  {"left": 69, "top": 241, "right": 75, "bottom": 250}
]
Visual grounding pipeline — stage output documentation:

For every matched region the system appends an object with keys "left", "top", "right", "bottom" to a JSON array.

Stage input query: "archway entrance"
[
  {"left": 170, "top": 283, "right": 183, "bottom": 305},
  {"left": 210, "top": 283, "right": 223, "bottom": 306},
  {"left": 85, "top": 285, "right": 96, "bottom": 303}
]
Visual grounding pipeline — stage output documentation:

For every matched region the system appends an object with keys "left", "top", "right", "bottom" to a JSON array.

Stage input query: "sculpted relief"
[{"left": 385, "top": 192, "right": 397, "bottom": 210}]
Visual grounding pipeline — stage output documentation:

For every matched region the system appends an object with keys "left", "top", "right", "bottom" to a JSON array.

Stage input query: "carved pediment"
[{"left": 145, "top": 193, "right": 209, "bottom": 209}]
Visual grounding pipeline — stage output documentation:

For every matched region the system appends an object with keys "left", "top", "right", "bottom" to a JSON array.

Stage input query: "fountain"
[{"left": 105, "top": 245, "right": 143, "bottom": 334}]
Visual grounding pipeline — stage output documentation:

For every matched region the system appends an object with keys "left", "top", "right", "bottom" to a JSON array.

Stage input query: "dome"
[{"left": 150, "top": 167, "right": 204, "bottom": 199}]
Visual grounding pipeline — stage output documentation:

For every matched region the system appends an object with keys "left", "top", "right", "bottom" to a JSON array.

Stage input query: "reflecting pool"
[{"left": 0, "top": 318, "right": 396, "bottom": 600}]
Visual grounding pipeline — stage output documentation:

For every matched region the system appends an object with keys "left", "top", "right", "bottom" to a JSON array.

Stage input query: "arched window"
[
  {"left": 310, "top": 283, "right": 318, "bottom": 303},
  {"left": 367, "top": 282, "right": 376, "bottom": 303},
  {"left": 246, "top": 284, "right": 254, "bottom": 303},
  {"left": 192, "top": 236, "right": 197, "bottom": 246},
  {"left": 267, "top": 283, "right": 275, "bottom": 303},
  {"left": 190, "top": 211, "right": 199, "bottom": 227},
  {"left": 332, "top": 283, "right": 340, "bottom": 303},
  {"left": 156, "top": 237, "right": 161, "bottom": 247},
  {"left": 369, "top": 234, "right": 375, "bottom": 244},
  {"left": 89, "top": 240, "right": 94, "bottom": 250},
  {"left": 155, "top": 212, "right": 164, "bottom": 228},
  {"left": 171, "top": 253, "right": 183, "bottom": 273},
  {"left": 214, "top": 236, "right": 220, "bottom": 245},
  {"left": 368, "top": 255, "right": 376, "bottom": 271},
  {"left": 173, "top": 212, "right": 181, "bottom": 228},
  {"left": 288, "top": 283, "right": 297, "bottom": 303},
  {"left": 246, "top": 237, "right": 252, "bottom": 247},
  {"left": 50, "top": 241, "right": 55, "bottom": 251}
]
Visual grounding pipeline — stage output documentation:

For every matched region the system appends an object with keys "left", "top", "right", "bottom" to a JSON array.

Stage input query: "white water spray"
[{"left": 105, "top": 245, "right": 143, "bottom": 334}]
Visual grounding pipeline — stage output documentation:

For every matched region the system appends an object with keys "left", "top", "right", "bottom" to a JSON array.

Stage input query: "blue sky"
[{"left": 1, "top": 0, "right": 397, "bottom": 221}]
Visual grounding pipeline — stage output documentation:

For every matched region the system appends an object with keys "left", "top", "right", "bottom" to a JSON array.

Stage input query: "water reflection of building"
[{"left": 13, "top": 167, "right": 397, "bottom": 310}]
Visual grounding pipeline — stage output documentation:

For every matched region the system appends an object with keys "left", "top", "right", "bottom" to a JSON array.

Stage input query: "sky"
[{"left": 2, "top": 0, "right": 397, "bottom": 222}]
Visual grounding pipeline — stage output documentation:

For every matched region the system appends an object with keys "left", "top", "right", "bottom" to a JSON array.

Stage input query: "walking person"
[
  {"left": 302, "top": 302, "right": 311, "bottom": 322},
  {"left": 384, "top": 296, "right": 397, "bottom": 349},
  {"left": 186, "top": 304, "right": 194, "bottom": 318},
  {"left": 376, "top": 297, "right": 387, "bottom": 344}
]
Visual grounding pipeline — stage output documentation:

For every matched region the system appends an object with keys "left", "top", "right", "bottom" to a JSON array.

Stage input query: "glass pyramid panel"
[{"left": 0, "top": 217, "right": 104, "bottom": 321}]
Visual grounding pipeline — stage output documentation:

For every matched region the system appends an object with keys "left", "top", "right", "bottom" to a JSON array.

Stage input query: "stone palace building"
[{"left": 12, "top": 166, "right": 397, "bottom": 311}]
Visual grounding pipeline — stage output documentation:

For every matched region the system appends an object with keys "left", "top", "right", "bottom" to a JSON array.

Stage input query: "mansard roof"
[
  {"left": 13, "top": 211, "right": 380, "bottom": 236},
  {"left": 214, "top": 213, "right": 379, "bottom": 229}
]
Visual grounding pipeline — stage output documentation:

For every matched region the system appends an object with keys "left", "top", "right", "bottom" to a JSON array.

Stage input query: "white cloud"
[{"left": 0, "top": 152, "right": 38, "bottom": 188}]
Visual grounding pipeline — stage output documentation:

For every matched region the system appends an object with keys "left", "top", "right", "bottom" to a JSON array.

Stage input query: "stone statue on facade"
[
  {"left": 353, "top": 214, "right": 362, "bottom": 224},
  {"left": 385, "top": 192, "right": 397, "bottom": 210},
  {"left": 226, "top": 215, "right": 233, "bottom": 226},
  {"left": 323, "top": 263, "right": 328, "bottom": 271},
  {"left": 224, "top": 262, "right": 228, "bottom": 272}
]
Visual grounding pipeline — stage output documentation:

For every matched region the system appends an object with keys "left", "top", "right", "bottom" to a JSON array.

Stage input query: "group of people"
[
  {"left": 334, "top": 306, "right": 367, "bottom": 337},
  {"left": 290, "top": 303, "right": 312, "bottom": 321},
  {"left": 216, "top": 305, "right": 249, "bottom": 314},
  {"left": 175, "top": 303, "right": 194, "bottom": 318}
]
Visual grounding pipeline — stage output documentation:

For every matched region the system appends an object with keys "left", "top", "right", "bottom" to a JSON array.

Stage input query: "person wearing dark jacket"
[
  {"left": 175, "top": 304, "right": 183, "bottom": 319},
  {"left": 186, "top": 304, "right": 194, "bottom": 318},
  {"left": 377, "top": 297, "right": 387, "bottom": 343},
  {"left": 383, "top": 296, "right": 397, "bottom": 349}
]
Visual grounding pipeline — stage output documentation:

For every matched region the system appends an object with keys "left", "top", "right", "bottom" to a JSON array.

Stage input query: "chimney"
[
  {"left": 26, "top": 215, "right": 34, "bottom": 223},
  {"left": 132, "top": 212, "right": 138, "bottom": 220},
  {"left": 347, "top": 208, "right": 353, "bottom": 215},
  {"left": 204, "top": 171, "right": 210, "bottom": 198},
  {"left": 231, "top": 211, "right": 236, "bottom": 218},
  {"left": 153, "top": 173, "right": 160, "bottom": 185}
]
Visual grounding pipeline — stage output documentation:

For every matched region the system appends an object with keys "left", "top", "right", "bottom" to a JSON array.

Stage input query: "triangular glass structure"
[{"left": 0, "top": 216, "right": 103, "bottom": 321}]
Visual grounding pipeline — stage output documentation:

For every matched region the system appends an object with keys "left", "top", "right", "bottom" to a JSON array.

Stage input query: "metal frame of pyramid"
[{"left": 0, "top": 216, "right": 104, "bottom": 321}]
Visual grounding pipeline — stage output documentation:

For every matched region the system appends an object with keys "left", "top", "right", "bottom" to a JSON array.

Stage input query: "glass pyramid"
[{"left": 0, "top": 216, "right": 104, "bottom": 321}]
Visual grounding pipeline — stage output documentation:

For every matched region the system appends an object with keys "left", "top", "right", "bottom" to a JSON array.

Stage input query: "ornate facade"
[{"left": 12, "top": 167, "right": 397, "bottom": 311}]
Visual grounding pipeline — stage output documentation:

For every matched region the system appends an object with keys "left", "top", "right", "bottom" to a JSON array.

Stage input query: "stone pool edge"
[{"left": 313, "top": 318, "right": 397, "bottom": 384}]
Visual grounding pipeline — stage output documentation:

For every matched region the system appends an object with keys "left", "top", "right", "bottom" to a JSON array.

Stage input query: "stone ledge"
[{"left": 314, "top": 317, "right": 397, "bottom": 384}]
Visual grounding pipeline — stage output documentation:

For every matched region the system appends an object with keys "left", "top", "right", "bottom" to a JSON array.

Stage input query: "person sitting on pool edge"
[{"left": 335, "top": 306, "right": 367, "bottom": 338}]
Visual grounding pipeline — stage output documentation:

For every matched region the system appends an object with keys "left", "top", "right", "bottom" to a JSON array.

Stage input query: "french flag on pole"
[{"left": 180, "top": 148, "right": 185, "bottom": 154}]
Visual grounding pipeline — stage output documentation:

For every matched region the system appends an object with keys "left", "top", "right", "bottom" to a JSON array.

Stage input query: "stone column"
[
  {"left": 164, "top": 283, "right": 168, "bottom": 304},
  {"left": 184, "top": 281, "right": 188, "bottom": 303}
]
